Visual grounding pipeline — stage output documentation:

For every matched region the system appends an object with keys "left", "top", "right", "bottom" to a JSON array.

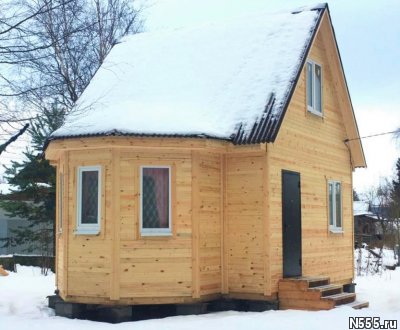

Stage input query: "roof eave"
[{"left": 232, "top": 4, "right": 327, "bottom": 145}]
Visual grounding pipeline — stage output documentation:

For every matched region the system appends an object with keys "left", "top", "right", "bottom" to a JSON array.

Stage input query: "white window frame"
[
  {"left": 140, "top": 165, "right": 172, "bottom": 236},
  {"left": 58, "top": 172, "right": 63, "bottom": 233},
  {"left": 306, "top": 59, "right": 323, "bottom": 116},
  {"left": 328, "top": 180, "right": 342, "bottom": 232},
  {"left": 76, "top": 166, "right": 101, "bottom": 235}
]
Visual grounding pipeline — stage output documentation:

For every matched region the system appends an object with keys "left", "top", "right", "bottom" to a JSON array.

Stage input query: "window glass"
[
  {"left": 142, "top": 168, "right": 170, "bottom": 230},
  {"left": 80, "top": 170, "right": 99, "bottom": 224},
  {"left": 306, "top": 62, "right": 313, "bottom": 108},
  {"left": 328, "top": 182, "right": 334, "bottom": 226},
  {"left": 315, "top": 64, "right": 322, "bottom": 113},
  {"left": 335, "top": 182, "right": 342, "bottom": 228}
]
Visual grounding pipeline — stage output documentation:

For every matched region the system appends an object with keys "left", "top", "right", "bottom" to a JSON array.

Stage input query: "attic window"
[
  {"left": 140, "top": 166, "right": 172, "bottom": 236},
  {"left": 306, "top": 60, "right": 323, "bottom": 115}
]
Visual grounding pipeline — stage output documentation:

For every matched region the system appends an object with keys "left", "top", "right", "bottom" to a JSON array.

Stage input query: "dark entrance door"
[{"left": 282, "top": 170, "right": 302, "bottom": 277}]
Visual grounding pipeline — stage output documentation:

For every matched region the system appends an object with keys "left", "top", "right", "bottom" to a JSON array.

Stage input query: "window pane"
[
  {"left": 81, "top": 171, "right": 99, "bottom": 224},
  {"left": 306, "top": 62, "right": 313, "bottom": 108},
  {"left": 315, "top": 64, "right": 322, "bottom": 113},
  {"left": 335, "top": 182, "right": 342, "bottom": 228},
  {"left": 328, "top": 182, "right": 334, "bottom": 226},
  {"left": 142, "top": 168, "right": 169, "bottom": 229},
  {"left": 59, "top": 173, "right": 63, "bottom": 231}
]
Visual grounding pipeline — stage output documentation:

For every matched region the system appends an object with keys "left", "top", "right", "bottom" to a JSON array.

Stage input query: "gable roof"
[
  {"left": 51, "top": 4, "right": 325, "bottom": 143},
  {"left": 354, "top": 201, "right": 371, "bottom": 216},
  {"left": 49, "top": 3, "right": 366, "bottom": 168}
]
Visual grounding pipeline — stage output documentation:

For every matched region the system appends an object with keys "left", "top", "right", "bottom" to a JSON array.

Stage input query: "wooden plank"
[
  {"left": 63, "top": 151, "right": 69, "bottom": 296},
  {"left": 195, "top": 152, "right": 222, "bottom": 297},
  {"left": 55, "top": 163, "right": 59, "bottom": 287},
  {"left": 63, "top": 293, "right": 221, "bottom": 306},
  {"left": 226, "top": 154, "right": 265, "bottom": 294},
  {"left": 110, "top": 149, "right": 121, "bottom": 300},
  {"left": 191, "top": 151, "right": 200, "bottom": 298},
  {"left": 263, "top": 150, "right": 270, "bottom": 296},
  {"left": 225, "top": 292, "right": 277, "bottom": 301},
  {"left": 278, "top": 290, "right": 321, "bottom": 300},
  {"left": 279, "top": 298, "right": 334, "bottom": 310}
]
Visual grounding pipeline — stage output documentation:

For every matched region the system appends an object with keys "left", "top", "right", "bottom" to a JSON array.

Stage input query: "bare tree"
[
  {"left": 1, "top": 0, "right": 143, "bottom": 268},
  {"left": 0, "top": 123, "right": 29, "bottom": 155},
  {"left": 2, "top": 0, "right": 142, "bottom": 111},
  {"left": 0, "top": 0, "right": 142, "bottom": 146},
  {"left": 364, "top": 181, "right": 394, "bottom": 247},
  {"left": 0, "top": 0, "right": 71, "bottom": 147},
  {"left": 362, "top": 179, "right": 399, "bottom": 269}
]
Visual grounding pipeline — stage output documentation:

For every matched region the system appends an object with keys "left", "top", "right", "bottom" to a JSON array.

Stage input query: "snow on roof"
[
  {"left": 354, "top": 201, "right": 371, "bottom": 216},
  {"left": 52, "top": 5, "right": 322, "bottom": 140}
]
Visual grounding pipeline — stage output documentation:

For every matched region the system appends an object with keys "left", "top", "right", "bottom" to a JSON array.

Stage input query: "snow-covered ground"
[
  {"left": 1, "top": 264, "right": 400, "bottom": 330},
  {"left": 355, "top": 246, "right": 398, "bottom": 275}
]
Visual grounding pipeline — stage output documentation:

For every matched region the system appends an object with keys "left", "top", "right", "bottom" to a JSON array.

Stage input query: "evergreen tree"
[
  {"left": 353, "top": 189, "right": 360, "bottom": 201},
  {"left": 0, "top": 107, "right": 65, "bottom": 274},
  {"left": 390, "top": 158, "right": 400, "bottom": 263},
  {"left": 392, "top": 158, "right": 400, "bottom": 203}
]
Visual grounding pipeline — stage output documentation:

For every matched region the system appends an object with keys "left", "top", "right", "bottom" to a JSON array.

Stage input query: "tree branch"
[{"left": 0, "top": 123, "right": 29, "bottom": 155}]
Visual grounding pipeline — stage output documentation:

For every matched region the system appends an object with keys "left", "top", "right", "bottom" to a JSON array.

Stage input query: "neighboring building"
[
  {"left": 354, "top": 201, "right": 379, "bottom": 247},
  {"left": 354, "top": 201, "right": 399, "bottom": 248},
  {"left": 45, "top": 4, "right": 367, "bottom": 312},
  {"left": 0, "top": 208, "right": 36, "bottom": 255},
  {"left": 0, "top": 184, "right": 52, "bottom": 255}
]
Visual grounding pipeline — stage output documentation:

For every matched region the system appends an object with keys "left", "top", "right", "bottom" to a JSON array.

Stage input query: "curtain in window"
[{"left": 142, "top": 168, "right": 169, "bottom": 228}]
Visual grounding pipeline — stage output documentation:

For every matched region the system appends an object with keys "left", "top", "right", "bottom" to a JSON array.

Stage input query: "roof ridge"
[
  {"left": 122, "top": 3, "right": 327, "bottom": 42},
  {"left": 48, "top": 4, "right": 325, "bottom": 147}
]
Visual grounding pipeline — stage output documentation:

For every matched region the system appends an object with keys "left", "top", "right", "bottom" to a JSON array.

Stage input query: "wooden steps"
[
  {"left": 278, "top": 276, "right": 368, "bottom": 311},
  {"left": 342, "top": 300, "right": 370, "bottom": 310}
]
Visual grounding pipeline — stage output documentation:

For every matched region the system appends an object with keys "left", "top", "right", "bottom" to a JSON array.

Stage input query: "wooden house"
[
  {"left": 354, "top": 201, "right": 377, "bottom": 247},
  {"left": 45, "top": 3, "right": 368, "bottom": 312}
]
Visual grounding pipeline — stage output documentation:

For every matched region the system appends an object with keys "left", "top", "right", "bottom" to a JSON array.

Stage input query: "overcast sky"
[
  {"left": 1, "top": 0, "right": 399, "bottom": 194},
  {"left": 142, "top": 0, "right": 400, "bottom": 193}
]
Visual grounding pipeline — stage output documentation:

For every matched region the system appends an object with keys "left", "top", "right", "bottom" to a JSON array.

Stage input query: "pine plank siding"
[
  {"left": 67, "top": 149, "right": 112, "bottom": 299},
  {"left": 226, "top": 153, "right": 265, "bottom": 294},
  {"left": 49, "top": 140, "right": 266, "bottom": 304},
  {"left": 194, "top": 152, "right": 222, "bottom": 296},
  {"left": 118, "top": 151, "right": 193, "bottom": 299}
]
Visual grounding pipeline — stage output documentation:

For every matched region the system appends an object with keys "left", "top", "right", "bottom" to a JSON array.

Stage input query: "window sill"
[
  {"left": 141, "top": 231, "right": 173, "bottom": 237},
  {"left": 307, "top": 108, "right": 323, "bottom": 117},
  {"left": 329, "top": 229, "right": 344, "bottom": 234},
  {"left": 74, "top": 229, "right": 100, "bottom": 235}
]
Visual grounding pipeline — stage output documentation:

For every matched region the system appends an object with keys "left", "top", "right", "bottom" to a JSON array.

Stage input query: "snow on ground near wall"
[
  {"left": 0, "top": 265, "right": 55, "bottom": 318},
  {"left": 1, "top": 264, "right": 400, "bottom": 329}
]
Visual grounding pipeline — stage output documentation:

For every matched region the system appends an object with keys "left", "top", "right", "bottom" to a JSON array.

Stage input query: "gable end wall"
[{"left": 267, "top": 18, "right": 354, "bottom": 294}]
